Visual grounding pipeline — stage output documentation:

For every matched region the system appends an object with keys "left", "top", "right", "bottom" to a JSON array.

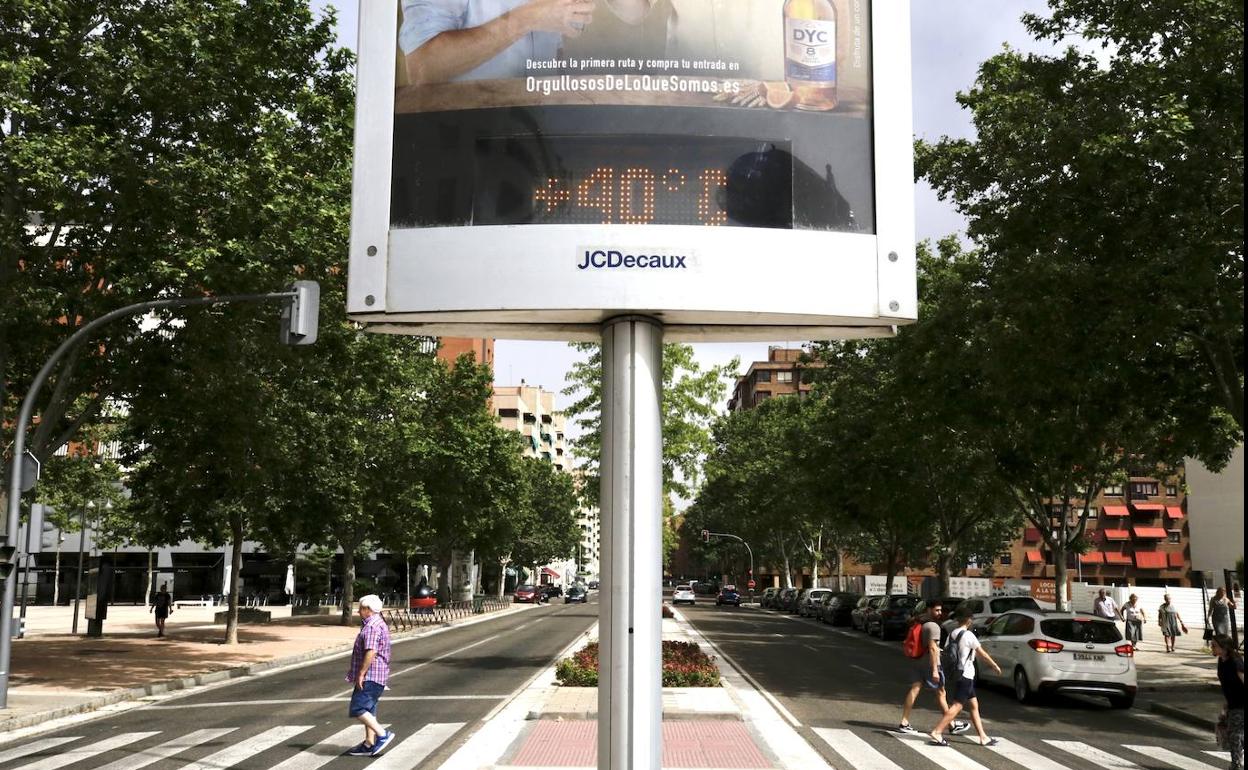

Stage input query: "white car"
[
  {"left": 957, "top": 595, "right": 1042, "bottom": 633},
  {"left": 976, "top": 609, "right": 1137, "bottom": 709},
  {"left": 672, "top": 584, "right": 696, "bottom": 605}
]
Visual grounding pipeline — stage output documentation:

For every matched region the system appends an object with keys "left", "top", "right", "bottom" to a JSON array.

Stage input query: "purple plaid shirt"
[{"left": 346, "top": 612, "right": 391, "bottom": 686}]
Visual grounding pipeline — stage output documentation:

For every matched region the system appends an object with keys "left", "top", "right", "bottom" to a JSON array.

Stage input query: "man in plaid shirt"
[{"left": 345, "top": 594, "right": 395, "bottom": 756}]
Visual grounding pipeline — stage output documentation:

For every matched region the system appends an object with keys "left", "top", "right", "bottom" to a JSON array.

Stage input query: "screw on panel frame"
[
  {"left": 889, "top": 301, "right": 900, "bottom": 312},
  {"left": 365, "top": 295, "right": 376, "bottom": 306},
  {"left": 367, "top": 245, "right": 378, "bottom": 256},
  {"left": 888, "top": 251, "right": 899, "bottom": 262}
]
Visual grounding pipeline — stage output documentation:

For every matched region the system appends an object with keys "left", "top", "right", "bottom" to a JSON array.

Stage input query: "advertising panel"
[{"left": 348, "top": 0, "right": 915, "bottom": 340}]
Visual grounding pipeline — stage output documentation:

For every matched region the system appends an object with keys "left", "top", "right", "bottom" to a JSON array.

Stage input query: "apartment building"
[
  {"left": 727, "top": 346, "right": 822, "bottom": 411},
  {"left": 492, "top": 382, "right": 569, "bottom": 471}
]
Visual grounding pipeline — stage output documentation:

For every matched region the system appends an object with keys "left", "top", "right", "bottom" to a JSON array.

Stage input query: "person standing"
[
  {"left": 1122, "top": 594, "right": 1146, "bottom": 649},
  {"left": 150, "top": 583, "right": 173, "bottom": 638},
  {"left": 1157, "top": 595, "right": 1187, "bottom": 653},
  {"left": 1211, "top": 635, "right": 1244, "bottom": 770},
  {"left": 896, "top": 600, "right": 968, "bottom": 736},
  {"left": 1093, "top": 588, "right": 1119, "bottom": 622},
  {"left": 929, "top": 607, "right": 1002, "bottom": 748},
  {"left": 345, "top": 595, "right": 396, "bottom": 757},
  {"left": 1210, "top": 587, "right": 1238, "bottom": 638}
]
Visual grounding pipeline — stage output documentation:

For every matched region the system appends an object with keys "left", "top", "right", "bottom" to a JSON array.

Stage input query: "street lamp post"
[{"left": 72, "top": 502, "right": 90, "bottom": 635}]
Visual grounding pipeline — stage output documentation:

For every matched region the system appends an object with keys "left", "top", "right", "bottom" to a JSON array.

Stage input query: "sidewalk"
[
  {"left": 1, "top": 602, "right": 530, "bottom": 733},
  {"left": 1130, "top": 625, "right": 1226, "bottom": 730}
]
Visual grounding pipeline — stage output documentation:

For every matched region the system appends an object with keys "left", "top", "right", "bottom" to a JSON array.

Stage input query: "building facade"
[
  {"left": 492, "top": 383, "right": 569, "bottom": 471},
  {"left": 727, "top": 346, "right": 821, "bottom": 411}
]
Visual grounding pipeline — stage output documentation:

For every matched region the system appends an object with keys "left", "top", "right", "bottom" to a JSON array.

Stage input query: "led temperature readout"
[{"left": 532, "top": 166, "right": 730, "bottom": 226}]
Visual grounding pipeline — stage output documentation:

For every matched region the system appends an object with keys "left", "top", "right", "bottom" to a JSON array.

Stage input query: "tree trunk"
[
  {"left": 780, "top": 544, "right": 793, "bottom": 589},
  {"left": 53, "top": 536, "right": 62, "bottom": 606},
  {"left": 340, "top": 547, "right": 357, "bottom": 625},
  {"left": 225, "top": 514, "right": 244, "bottom": 645},
  {"left": 144, "top": 549, "right": 154, "bottom": 609},
  {"left": 497, "top": 556, "right": 510, "bottom": 599},
  {"left": 883, "top": 540, "right": 898, "bottom": 597},
  {"left": 937, "top": 549, "right": 955, "bottom": 598},
  {"left": 436, "top": 556, "right": 453, "bottom": 603}
]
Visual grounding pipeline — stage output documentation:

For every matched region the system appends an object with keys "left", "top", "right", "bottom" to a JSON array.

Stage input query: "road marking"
[
  {"left": 268, "top": 726, "right": 362, "bottom": 770},
  {"left": 850, "top": 665, "right": 873, "bottom": 675},
  {"left": 1204, "top": 751, "right": 1231, "bottom": 761},
  {"left": 1124, "top": 745, "right": 1219, "bottom": 770},
  {"left": 1131, "top": 712, "right": 1213, "bottom": 740},
  {"left": 150, "top": 695, "right": 508, "bottom": 709},
  {"left": 371, "top": 722, "right": 465, "bottom": 769},
  {"left": 18, "top": 732, "right": 159, "bottom": 770},
  {"left": 983, "top": 737, "right": 1076, "bottom": 770},
  {"left": 1046, "top": 740, "right": 1140, "bottom": 769},
  {"left": 893, "top": 732, "right": 993, "bottom": 770},
  {"left": 0, "top": 736, "right": 80, "bottom": 764},
  {"left": 333, "top": 634, "right": 502, "bottom": 697},
  {"left": 180, "top": 725, "right": 313, "bottom": 769},
  {"left": 95, "top": 729, "right": 237, "bottom": 770},
  {"left": 814, "top": 728, "right": 903, "bottom": 769}
]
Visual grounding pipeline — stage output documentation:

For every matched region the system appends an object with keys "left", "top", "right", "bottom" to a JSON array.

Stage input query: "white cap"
[{"left": 359, "top": 594, "right": 383, "bottom": 612}]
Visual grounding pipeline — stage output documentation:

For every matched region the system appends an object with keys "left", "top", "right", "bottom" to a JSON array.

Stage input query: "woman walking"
[
  {"left": 1211, "top": 635, "right": 1244, "bottom": 770},
  {"left": 1122, "top": 594, "right": 1146, "bottom": 649},
  {"left": 1210, "top": 587, "right": 1238, "bottom": 638},
  {"left": 1158, "top": 595, "right": 1187, "bottom": 653}
]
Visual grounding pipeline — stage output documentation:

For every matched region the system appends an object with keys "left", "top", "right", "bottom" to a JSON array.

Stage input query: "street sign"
[
  {"left": 19, "top": 452, "right": 39, "bottom": 494},
  {"left": 347, "top": 0, "right": 915, "bottom": 341},
  {"left": 747, "top": 579, "right": 756, "bottom": 590}
]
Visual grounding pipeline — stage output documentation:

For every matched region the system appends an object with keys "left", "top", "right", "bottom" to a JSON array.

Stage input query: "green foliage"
[
  {"left": 554, "top": 640, "right": 721, "bottom": 687},
  {"left": 34, "top": 447, "right": 125, "bottom": 539}
]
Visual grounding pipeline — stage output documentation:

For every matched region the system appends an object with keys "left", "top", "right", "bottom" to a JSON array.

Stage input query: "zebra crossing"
[
  {"left": 813, "top": 727, "right": 1230, "bottom": 770},
  {"left": 0, "top": 722, "right": 465, "bottom": 769}
]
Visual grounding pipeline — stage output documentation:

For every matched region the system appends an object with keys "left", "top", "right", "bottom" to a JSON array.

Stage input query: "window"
[
  {"left": 1087, "top": 506, "right": 1098, "bottom": 519},
  {"left": 776, "top": 371, "right": 794, "bottom": 383},
  {"left": 1104, "top": 484, "right": 1124, "bottom": 496},
  {"left": 755, "top": 370, "right": 771, "bottom": 383},
  {"left": 1129, "top": 481, "right": 1159, "bottom": 499},
  {"left": 754, "top": 392, "right": 771, "bottom": 405},
  {"left": 1165, "top": 484, "right": 1177, "bottom": 497},
  {"left": 1167, "top": 531, "right": 1181, "bottom": 544},
  {"left": 523, "top": 412, "right": 537, "bottom": 424},
  {"left": 999, "top": 553, "right": 1012, "bottom": 566},
  {"left": 498, "top": 408, "right": 520, "bottom": 418},
  {"left": 1004, "top": 614, "right": 1036, "bottom": 636}
]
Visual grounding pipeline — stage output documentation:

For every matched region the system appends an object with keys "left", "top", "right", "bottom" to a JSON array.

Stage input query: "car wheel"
[
  {"left": 1013, "top": 668, "right": 1035, "bottom": 704},
  {"left": 1107, "top": 693, "right": 1135, "bottom": 709}
]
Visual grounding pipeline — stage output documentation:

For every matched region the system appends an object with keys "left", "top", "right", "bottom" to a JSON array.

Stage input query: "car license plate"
[{"left": 1073, "top": 652, "right": 1105, "bottom": 661}]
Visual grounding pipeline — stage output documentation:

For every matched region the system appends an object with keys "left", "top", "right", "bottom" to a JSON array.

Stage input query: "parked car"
[
  {"left": 865, "top": 595, "right": 921, "bottom": 639},
  {"left": 797, "top": 588, "right": 833, "bottom": 617},
  {"left": 776, "top": 587, "right": 799, "bottom": 612},
  {"left": 565, "top": 586, "right": 588, "bottom": 603},
  {"left": 817, "top": 592, "right": 860, "bottom": 625},
  {"left": 760, "top": 587, "right": 779, "bottom": 608},
  {"left": 513, "top": 584, "right": 545, "bottom": 604},
  {"left": 976, "top": 610, "right": 1137, "bottom": 708},
  {"left": 541, "top": 584, "right": 563, "bottom": 599},
  {"left": 587, "top": 580, "right": 600, "bottom": 589},
  {"left": 716, "top": 586, "right": 742, "bottom": 606},
  {"left": 851, "top": 595, "right": 886, "bottom": 631},
  {"left": 958, "top": 595, "right": 1042, "bottom": 634},
  {"left": 672, "top": 584, "right": 697, "bottom": 605},
  {"left": 913, "top": 597, "right": 965, "bottom": 619}
]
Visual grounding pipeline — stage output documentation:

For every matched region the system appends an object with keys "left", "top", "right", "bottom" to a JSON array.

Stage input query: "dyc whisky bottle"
[{"left": 783, "top": 0, "right": 838, "bottom": 111}]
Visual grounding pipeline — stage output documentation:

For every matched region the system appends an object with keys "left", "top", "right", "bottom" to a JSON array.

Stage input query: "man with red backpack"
[{"left": 897, "top": 599, "right": 969, "bottom": 735}]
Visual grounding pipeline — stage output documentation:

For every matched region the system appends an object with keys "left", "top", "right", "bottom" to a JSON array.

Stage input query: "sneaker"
[
  {"left": 346, "top": 742, "right": 373, "bottom": 757},
  {"left": 897, "top": 723, "right": 919, "bottom": 734},
  {"left": 371, "top": 731, "right": 396, "bottom": 756},
  {"left": 950, "top": 720, "right": 971, "bottom": 734}
]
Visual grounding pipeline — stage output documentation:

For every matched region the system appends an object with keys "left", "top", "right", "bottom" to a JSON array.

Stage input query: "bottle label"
[{"left": 785, "top": 18, "right": 837, "bottom": 82}]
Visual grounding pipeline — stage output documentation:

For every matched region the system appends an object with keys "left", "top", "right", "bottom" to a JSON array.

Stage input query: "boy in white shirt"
[{"left": 930, "top": 606, "right": 1002, "bottom": 747}]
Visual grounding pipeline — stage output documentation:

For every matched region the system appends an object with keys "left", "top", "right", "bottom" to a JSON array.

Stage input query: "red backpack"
[{"left": 902, "top": 621, "right": 925, "bottom": 659}]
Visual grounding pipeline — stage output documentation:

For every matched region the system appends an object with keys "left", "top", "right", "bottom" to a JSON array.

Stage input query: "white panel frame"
[{"left": 347, "top": 0, "right": 915, "bottom": 340}]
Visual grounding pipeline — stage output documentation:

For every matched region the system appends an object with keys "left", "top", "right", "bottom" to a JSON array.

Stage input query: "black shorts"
[{"left": 953, "top": 676, "right": 976, "bottom": 704}]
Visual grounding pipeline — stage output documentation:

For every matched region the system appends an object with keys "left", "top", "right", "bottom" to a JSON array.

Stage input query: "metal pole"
[
  {"left": 17, "top": 505, "right": 34, "bottom": 636},
  {"left": 1, "top": 289, "right": 295, "bottom": 707},
  {"left": 599, "top": 316, "right": 663, "bottom": 770},
  {"left": 72, "top": 505, "right": 87, "bottom": 635}
]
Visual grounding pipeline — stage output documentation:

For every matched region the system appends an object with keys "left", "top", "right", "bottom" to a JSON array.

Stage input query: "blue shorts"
[
  {"left": 912, "top": 662, "right": 944, "bottom": 689},
  {"left": 953, "top": 676, "right": 976, "bottom": 704},
  {"left": 348, "top": 681, "right": 385, "bottom": 717}
]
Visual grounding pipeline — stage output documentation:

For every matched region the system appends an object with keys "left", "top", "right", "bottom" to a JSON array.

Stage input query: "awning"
[
  {"left": 1132, "top": 527, "right": 1168, "bottom": 539},
  {"left": 541, "top": 567, "right": 560, "bottom": 578},
  {"left": 1104, "top": 553, "right": 1133, "bottom": 566},
  {"left": 1131, "top": 503, "right": 1165, "bottom": 512},
  {"left": 1023, "top": 527, "right": 1041, "bottom": 543},
  {"left": 1102, "top": 505, "right": 1130, "bottom": 517},
  {"left": 1134, "top": 552, "right": 1168, "bottom": 569},
  {"left": 1167, "top": 552, "right": 1185, "bottom": 568},
  {"left": 1024, "top": 551, "right": 1044, "bottom": 564},
  {"left": 1165, "top": 506, "right": 1184, "bottom": 519},
  {"left": 1079, "top": 552, "right": 1104, "bottom": 565},
  {"left": 1101, "top": 529, "right": 1130, "bottom": 541}
]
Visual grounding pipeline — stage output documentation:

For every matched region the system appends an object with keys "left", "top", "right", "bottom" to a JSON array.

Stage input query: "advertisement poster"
[{"left": 389, "top": 0, "right": 875, "bottom": 233}]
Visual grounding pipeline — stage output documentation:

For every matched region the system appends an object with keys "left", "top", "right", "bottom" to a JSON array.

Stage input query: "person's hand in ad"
[{"left": 518, "top": 0, "right": 595, "bottom": 36}]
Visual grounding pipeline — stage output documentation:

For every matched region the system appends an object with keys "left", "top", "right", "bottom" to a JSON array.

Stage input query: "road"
[
  {"left": 681, "top": 601, "right": 1228, "bottom": 770},
  {"left": 0, "top": 599, "right": 595, "bottom": 769}
]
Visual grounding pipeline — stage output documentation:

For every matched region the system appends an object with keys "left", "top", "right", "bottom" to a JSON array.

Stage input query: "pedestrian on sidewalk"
[
  {"left": 150, "top": 583, "right": 173, "bottom": 637},
  {"left": 1093, "top": 588, "right": 1119, "bottom": 623},
  {"left": 345, "top": 594, "right": 396, "bottom": 757},
  {"left": 1209, "top": 587, "right": 1238, "bottom": 638},
  {"left": 897, "top": 600, "right": 968, "bottom": 737},
  {"left": 929, "top": 606, "right": 1001, "bottom": 748},
  {"left": 1211, "top": 635, "right": 1244, "bottom": 770},
  {"left": 1122, "top": 594, "right": 1146, "bottom": 649},
  {"left": 1158, "top": 595, "right": 1187, "bottom": 653}
]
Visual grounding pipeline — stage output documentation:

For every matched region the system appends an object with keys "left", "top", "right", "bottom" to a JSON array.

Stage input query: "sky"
[{"left": 313, "top": 0, "right": 1052, "bottom": 416}]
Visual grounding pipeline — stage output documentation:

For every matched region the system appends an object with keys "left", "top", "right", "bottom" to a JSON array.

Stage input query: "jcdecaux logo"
[{"left": 577, "top": 249, "right": 689, "bottom": 270}]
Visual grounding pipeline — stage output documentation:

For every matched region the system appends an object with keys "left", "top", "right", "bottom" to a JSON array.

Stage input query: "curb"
[
  {"left": 0, "top": 604, "right": 533, "bottom": 734},
  {"left": 1148, "top": 701, "right": 1217, "bottom": 731},
  {"left": 532, "top": 709, "right": 741, "bottom": 721}
]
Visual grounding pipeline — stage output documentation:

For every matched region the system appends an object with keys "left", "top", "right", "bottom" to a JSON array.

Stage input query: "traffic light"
[
  {"left": 279, "top": 280, "right": 320, "bottom": 346},
  {"left": 0, "top": 545, "right": 16, "bottom": 580},
  {"left": 701, "top": 529, "right": 710, "bottom": 543}
]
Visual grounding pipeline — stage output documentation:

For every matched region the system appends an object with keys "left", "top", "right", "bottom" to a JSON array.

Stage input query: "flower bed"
[{"left": 555, "top": 640, "right": 721, "bottom": 687}]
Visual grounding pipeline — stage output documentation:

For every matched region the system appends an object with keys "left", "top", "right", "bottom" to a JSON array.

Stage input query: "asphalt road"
[
  {"left": 0, "top": 598, "right": 596, "bottom": 769},
  {"left": 681, "top": 601, "right": 1228, "bottom": 770}
]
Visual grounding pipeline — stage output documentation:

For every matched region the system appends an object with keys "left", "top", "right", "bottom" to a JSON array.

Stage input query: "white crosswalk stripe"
[
  {"left": 983, "top": 737, "right": 1076, "bottom": 770},
  {"left": 94, "top": 728, "right": 238, "bottom": 770},
  {"left": 1046, "top": 740, "right": 1140, "bottom": 769},
  {"left": 268, "top": 726, "right": 369, "bottom": 770},
  {"left": 370, "top": 722, "right": 465, "bottom": 769},
  {"left": 178, "top": 725, "right": 313, "bottom": 770},
  {"left": 893, "top": 732, "right": 993, "bottom": 770},
  {"left": 16, "top": 732, "right": 159, "bottom": 770},
  {"left": 1204, "top": 750, "right": 1231, "bottom": 761},
  {"left": 1124, "top": 745, "right": 1221, "bottom": 770},
  {"left": 813, "top": 728, "right": 904, "bottom": 770},
  {"left": 0, "top": 736, "right": 80, "bottom": 765}
]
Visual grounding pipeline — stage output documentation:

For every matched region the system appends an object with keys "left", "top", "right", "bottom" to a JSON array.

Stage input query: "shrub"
[{"left": 554, "top": 640, "right": 721, "bottom": 687}]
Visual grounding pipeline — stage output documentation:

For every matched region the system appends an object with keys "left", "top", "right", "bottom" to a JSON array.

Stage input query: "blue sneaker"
[
  {"left": 346, "top": 742, "right": 373, "bottom": 756},
  {"left": 371, "top": 731, "right": 396, "bottom": 756}
]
